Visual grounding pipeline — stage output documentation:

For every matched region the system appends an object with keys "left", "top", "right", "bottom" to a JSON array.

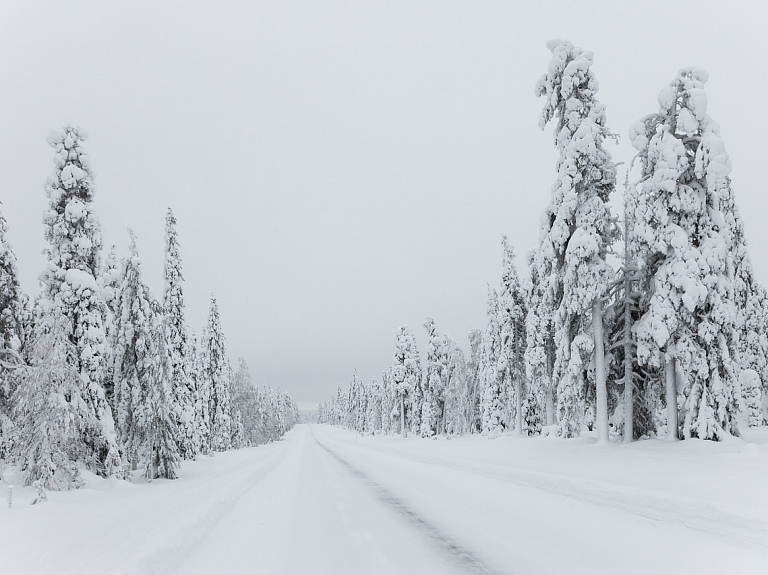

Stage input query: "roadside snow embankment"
[{"left": 0, "top": 442, "right": 287, "bottom": 575}]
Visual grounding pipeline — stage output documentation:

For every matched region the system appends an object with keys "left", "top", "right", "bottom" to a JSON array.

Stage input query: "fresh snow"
[{"left": 2, "top": 423, "right": 766, "bottom": 575}]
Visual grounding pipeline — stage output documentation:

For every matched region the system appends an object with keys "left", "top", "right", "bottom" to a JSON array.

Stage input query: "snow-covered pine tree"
[
  {"left": 112, "top": 230, "right": 154, "bottom": 469},
  {"left": 630, "top": 68, "right": 742, "bottom": 441},
  {"left": 202, "top": 296, "right": 232, "bottom": 451},
  {"left": 480, "top": 287, "right": 504, "bottom": 437},
  {"left": 163, "top": 208, "right": 196, "bottom": 457},
  {"left": 498, "top": 236, "right": 528, "bottom": 435},
  {"left": 39, "top": 127, "right": 122, "bottom": 476},
  {"left": 142, "top": 316, "right": 181, "bottom": 480},
  {"left": 12, "top": 309, "right": 96, "bottom": 489},
  {"left": 535, "top": 40, "right": 618, "bottom": 440}
]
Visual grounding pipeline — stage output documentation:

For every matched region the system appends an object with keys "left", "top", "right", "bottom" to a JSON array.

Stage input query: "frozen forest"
[
  {"left": 320, "top": 40, "right": 768, "bottom": 445},
  {"left": 3, "top": 20, "right": 768, "bottom": 575},
  {"left": 0, "top": 126, "right": 298, "bottom": 491}
]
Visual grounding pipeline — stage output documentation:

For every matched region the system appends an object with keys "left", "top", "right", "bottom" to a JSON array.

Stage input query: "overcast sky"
[{"left": 1, "top": 1, "right": 766, "bottom": 409}]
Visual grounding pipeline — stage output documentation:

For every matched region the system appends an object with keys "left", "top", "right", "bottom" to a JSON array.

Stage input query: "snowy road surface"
[{"left": 3, "top": 424, "right": 767, "bottom": 575}]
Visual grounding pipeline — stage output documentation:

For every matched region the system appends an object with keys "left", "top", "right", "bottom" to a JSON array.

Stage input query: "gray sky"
[{"left": 1, "top": 1, "right": 766, "bottom": 409}]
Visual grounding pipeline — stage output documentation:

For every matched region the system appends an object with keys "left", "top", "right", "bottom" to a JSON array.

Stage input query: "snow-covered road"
[
  {"left": 3, "top": 424, "right": 767, "bottom": 575},
  {"left": 178, "top": 425, "right": 480, "bottom": 575}
]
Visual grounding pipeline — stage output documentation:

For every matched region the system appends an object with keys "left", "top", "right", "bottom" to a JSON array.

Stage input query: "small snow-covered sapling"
[{"left": 31, "top": 480, "right": 48, "bottom": 505}]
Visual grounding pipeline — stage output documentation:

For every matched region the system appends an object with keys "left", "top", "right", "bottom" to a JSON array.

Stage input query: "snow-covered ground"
[{"left": 2, "top": 424, "right": 766, "bottom": 574}]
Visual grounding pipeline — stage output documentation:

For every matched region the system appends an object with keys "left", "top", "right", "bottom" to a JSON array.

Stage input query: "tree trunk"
[
  {"left": 514, "top": 345, "right": 523, "bottom": 435},
  {"left": 622, "top": 278, "right": 634, "bottom": 444},
  {"left": 665, "top": 353, "right": 679, "bottom": 441},
  {"left": 593, "top": 299, "right": 609, "bottom": 443},
  {"left": 400, "top": 394, "right": 406, "bottom": 437},
  {"left": 545, "top": 351, "right": 555, "bottom": 426},
  {"left": 545, "top": 386, "right": 554, "bottom": 427}
]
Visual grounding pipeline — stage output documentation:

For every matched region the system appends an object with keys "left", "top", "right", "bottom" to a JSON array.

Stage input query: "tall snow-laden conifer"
[
  {"left": 630, "top": 68, "right": 741, "bottom": 440},
  {"left": 525, "top": 249, "right": 555, "bottom": 428},
  {"left": 39, "top": 127, "right": 122, "bottom": 476},
  {"left": 112, "top": 230, "right": 153, "bottom": 467},
  {"left": 163, "top": 208, "right": 196, "bottom": 457},
  {"left": 535, "top": 40, "right": 618, "bottom": 439},
  {"left": 202, "top": 296, "right": 232, "bottom": 451},
  {"left": 481, "top": 288, "right": 504, "bottom": 437},
  {"left": 232, "top": 358, "right": 261, "bottom": 445},
  {"left": 0, "top": 203, "right": 26, "bottom": 459},
  {"left": 465, "top": 329, "right": 484, "bottom": 433},
  {"left": 0, "top": 204, "right": 26, "bottom": 365},
  {"left": 498, "top": 237, "right": 528, "bottom": 435},
  {"left": 13, "top": 310, "right": 94, "bottom": 489},
  {"left": 441, "top": 336, "right": 468, "bottom": 435},
  {"left": 389, "top": 326, "right": 421, "bottom": 436},
  {"left": 421, "top": 318, "right": 447, "bottom": 438},
  {"left": 142, "top": 316, "right": 181, "bottom": 480}
]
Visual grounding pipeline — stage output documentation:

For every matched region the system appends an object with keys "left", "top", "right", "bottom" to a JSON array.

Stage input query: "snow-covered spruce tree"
[
  {"left": 347, "top": 369, "right": 367, "bottom": 432},
  {"left": 722, "top": 169, "right": 768, "bottom": 426},
  {"left": 112, "top": 230, "right": 154, "bottom": 469},
  {"left": 227, "top": 361, "right": 244, "bottom": 448},
  {"left": 0, "top": 206, "right": 27, "bottom": 366},
  {"left": 441, "top": 336, "right": 468, "bottom": 435},
  {"left": 498, "top": 236, "right": 528, "bottom": 435},
  {"left": 465, "top": 329, "right": 484, "bottom": 433},
  {"left": 366, "top": 377, "right": 382, "bottom": 434},
  {"left": 12, "top": 309, "right": 97, "bottom": 489},
  {"left": 39, "top": 127, "right": 122, "bottom": 476},
  {"left": 100, "top": 244, "right": 121, "bottom": 405},
  {"left": 380, "top": 369, "right": 393, "bottom": 434},
  {"left": 202, "top": 296, "right": 232, "bottom": 451},
  {"left": 389, "top": 326, "right": 422, "bottom": 436},
  {"left": 186, "top": 329, "right": 207, "bottom": 453},
  {"left": 525, "top": 249, "right": 555, "bottom": 429},
  {"left": 630, "top": 68, "right": 742, "bottom": 440},
  {"left": 535, "top": 40, "right": 618, "bottom": 440},
  {"left": 141, "top": 316, "right": 180, "bottom": 480},
  {"left": 231, "top": 358, "right": 260, "bottom": 445},
  {"left": 406, "top": 328, "right": 424, "bottom": 435},
  {"left": 421, "top": 317, "right": 447, "bottom": 438},
  {"left": 163, "top": 208, "right": 196, "bottom": 457},
  {"left": 480, "top": 287, "right": 505, "bottom": 437},
  {"left": 603, "top": 200, "right": 648, "bottom": 443},
  {"left": 0, "top": 202, "right": 26, "bottom": 462},
  {"left": 100, "top": 245, "right": 121, "bottom": 317}
]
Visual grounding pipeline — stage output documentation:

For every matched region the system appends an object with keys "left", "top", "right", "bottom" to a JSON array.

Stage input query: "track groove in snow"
[
  {"left": 311, "top": 427, "right": 504, "bottom": 575},
  {"left": 133, "top": 447, "right": 288, "bottom": 575},
  {"left": 326, "top": 436, "right": 768, "bottom": 548}
]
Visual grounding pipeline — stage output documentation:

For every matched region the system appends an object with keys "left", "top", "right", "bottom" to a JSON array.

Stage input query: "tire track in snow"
[
  {"left": 323, "top": 436, "right": 768, "bottom": 549},
  {"left": 134, "top": 446, "right": 288, "bottom": 575},
  {"left": 310, "top": 427, "right": 505, "bottom": 575}
]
